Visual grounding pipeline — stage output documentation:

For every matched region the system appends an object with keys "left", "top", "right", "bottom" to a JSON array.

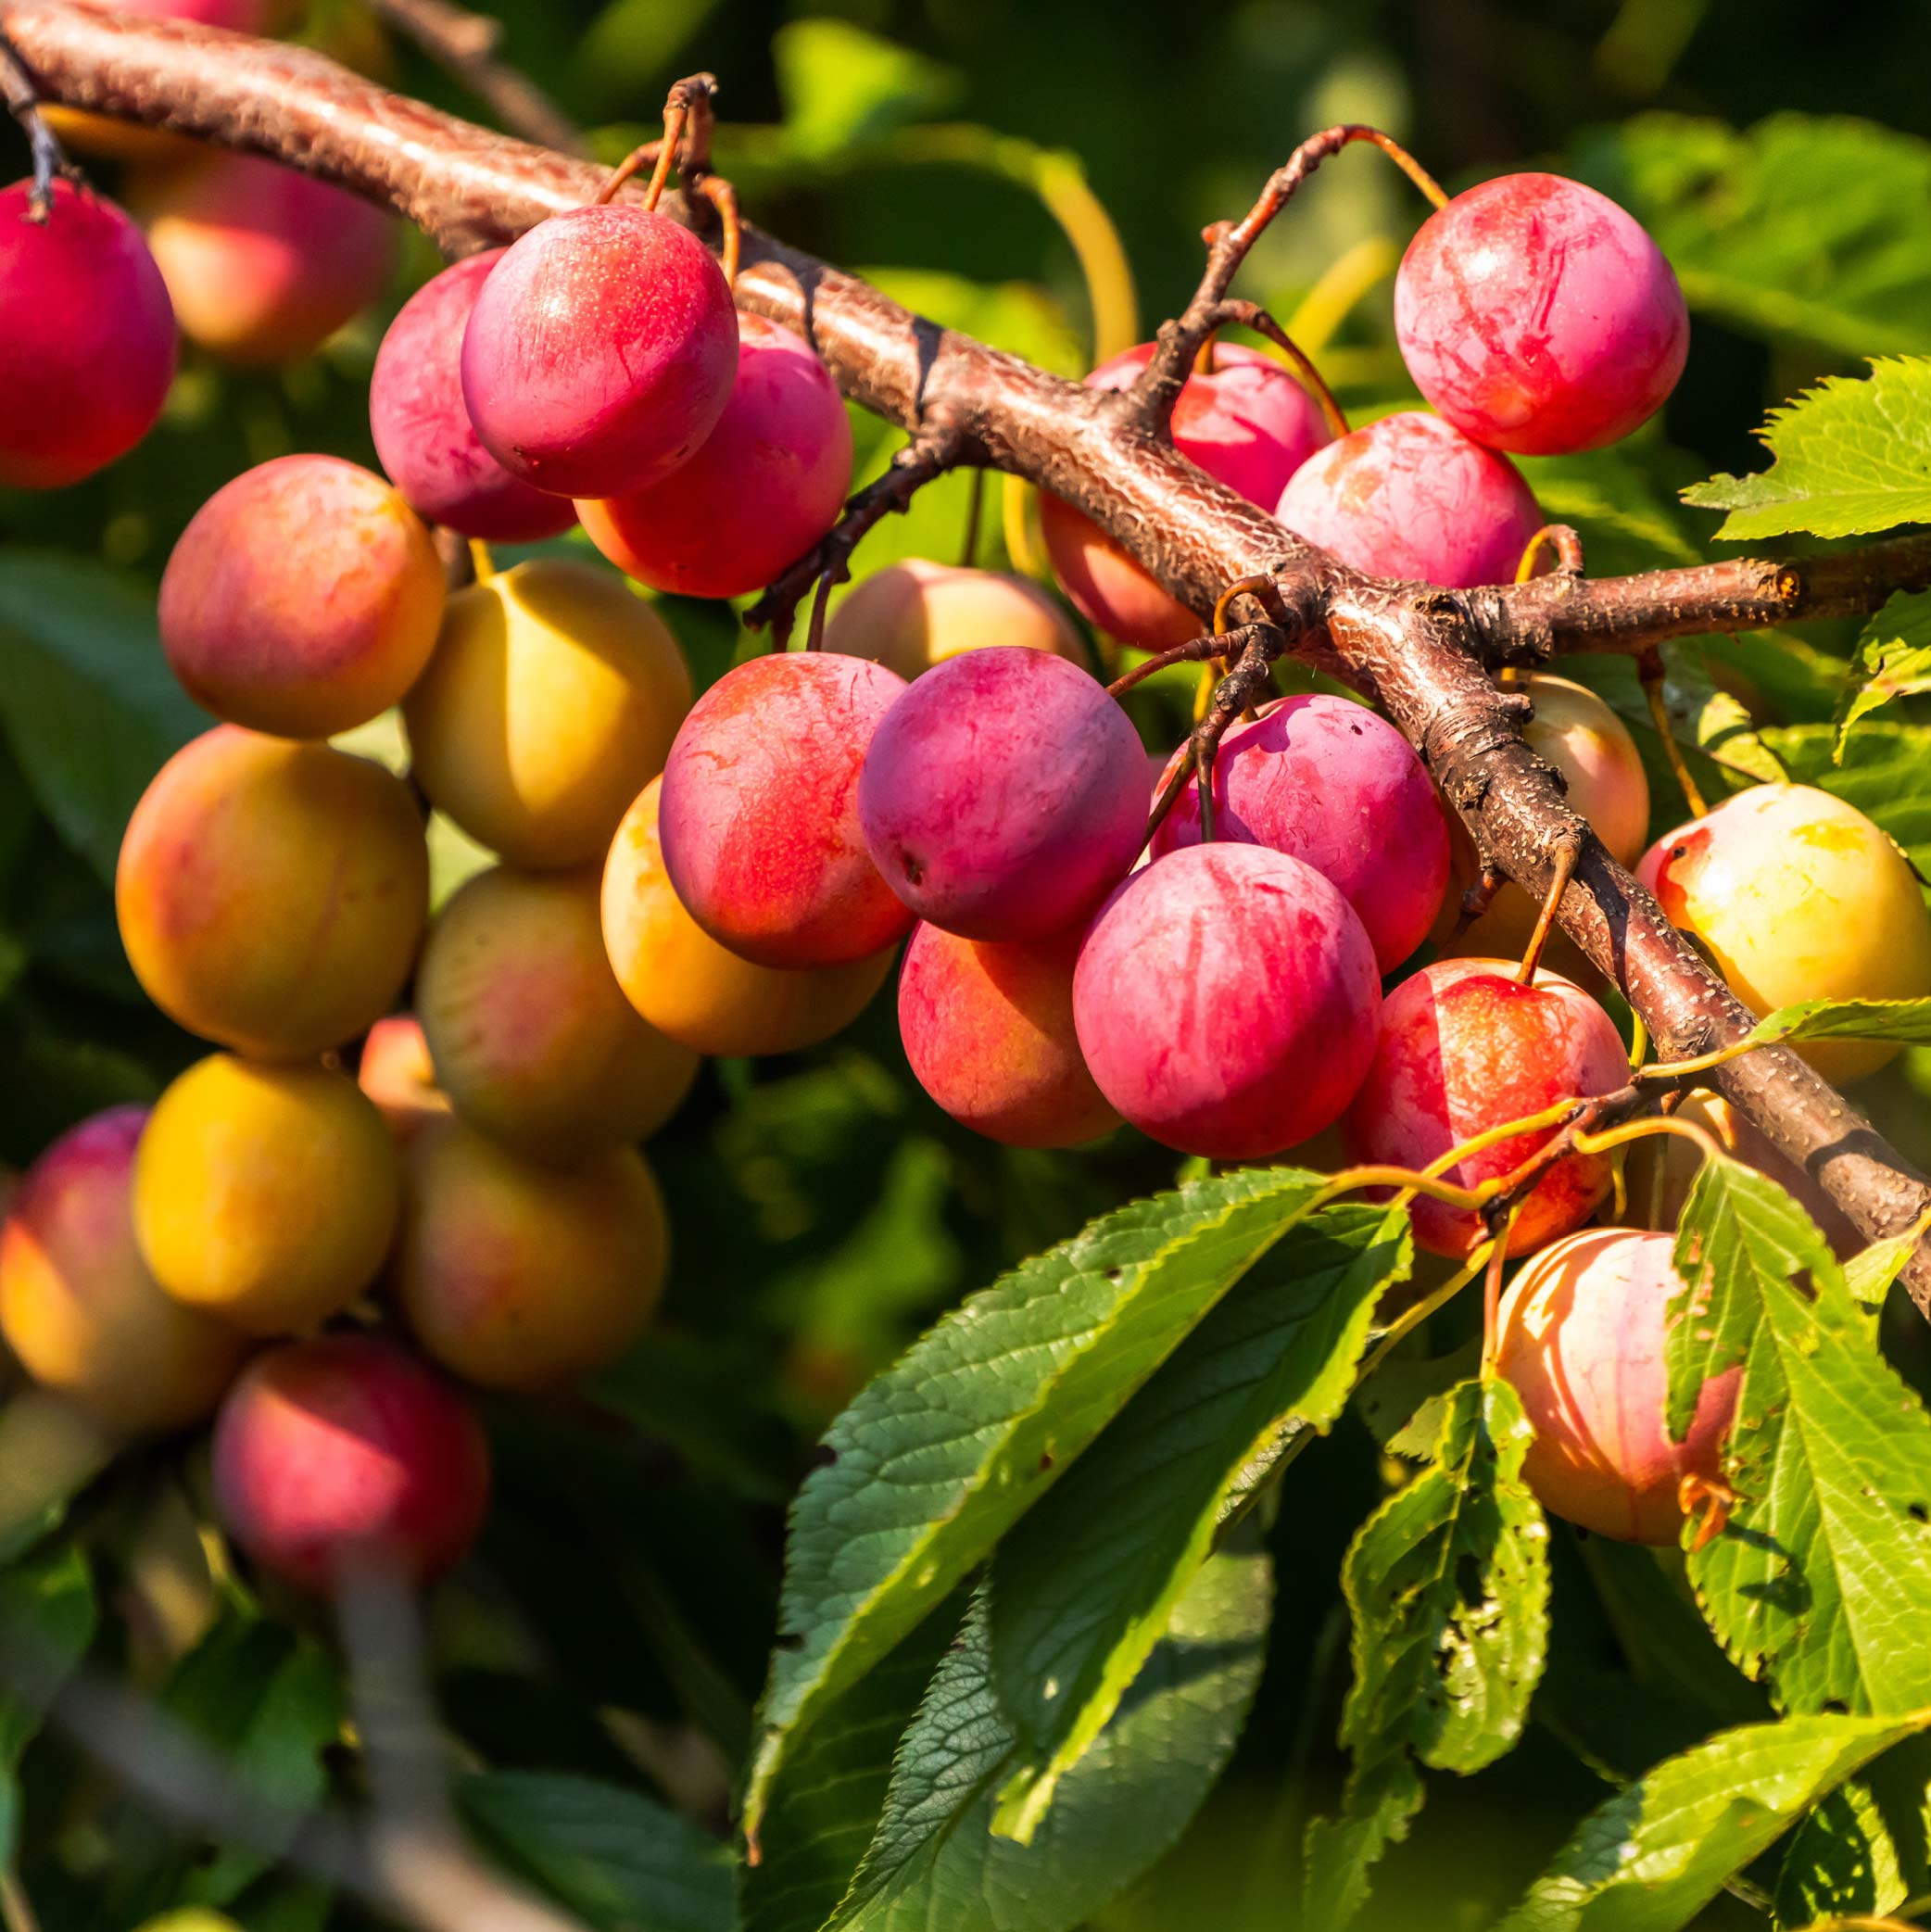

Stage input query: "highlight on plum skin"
[
  {"left": 859, "top": 647, "right": 1149, "bottom": 943},
  {"left": 159, "top": 455, "right": 445, "bottom": 739},
  {"left": 898, "top": 922, "right": 1120, "bottom": 1150},
  {"left": 1151, "top": 693, "right": 1450, "bottom": 973},
  {"left": 825, "top": 560, "right": 1087, "bottom": 680},
  {"left": 461, "top": 204, "right": 738, "bottom": 500},
  {"left": 601, "top": 777, "right": 893, "bottom": 1058},
  {"left": 358, "top": 1014, "right": 451, "bottom": 1145},
  {"left": 1395, "top": 173, "right": 1688, "bottom": 458},
  {"left": 1041, "top": 341, "right": 1334, "bottom": 648},
  {"left": 0, "top": 1106, "right": 249, "bottom": 1433},
  {"left": 0, "top": 180, "right": 177, "bottom": 491},
  {"left": 132, "top": 152, "right": 396, "bottom": 367},
  {"left": 1275, "top": 410, "right": 1545, "bottom": 588},
  {"left": 1496, "top": 1227, "right": 1739, "bottom": 1545},
  {"left": 1636, "top": 782, "right": 1931, "bottom": 1085},
  {"left": 211, "top": 1333, "right": 491, "bottom": 1594},
  {"left": 658, "top": 652, "right": 914, "bottom": 970},
  {"left": 1342, "top": 958, "right": 1630, "bottom": 1259},
  {"left": 577, "top": 313, "right": 853, "bottom": 600},
  {"left": 369, "top": 250, "right": 579, "bottom": 543},
  {"left": 1073, "top": 843, "right": 1382, "bottom": 1161}
]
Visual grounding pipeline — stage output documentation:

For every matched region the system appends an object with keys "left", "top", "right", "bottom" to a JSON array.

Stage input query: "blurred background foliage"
[{"left": 6, "top": 1, "right": 1931, "bottom": 1926}]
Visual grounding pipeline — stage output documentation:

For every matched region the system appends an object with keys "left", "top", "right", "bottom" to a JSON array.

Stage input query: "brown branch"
[
  {"left": 364, "top": 0, "right": 584, "bottom": 156},
  {"left": 5, "top": 0, "right": 1931, "bottom": 1307}
]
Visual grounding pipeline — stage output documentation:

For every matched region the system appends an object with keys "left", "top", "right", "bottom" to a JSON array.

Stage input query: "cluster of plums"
[{"left": 6, "top": 124, "right": 1930, "bottom": 1591}]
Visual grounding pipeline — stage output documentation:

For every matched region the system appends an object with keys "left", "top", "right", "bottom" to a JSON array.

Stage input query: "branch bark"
[{"left": 6, "top": 0, "right": 1931, "bottom": 1303}]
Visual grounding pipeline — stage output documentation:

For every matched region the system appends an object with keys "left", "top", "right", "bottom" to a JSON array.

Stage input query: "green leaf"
[
  {"left": 988, "top": 1205, "right": 1410, "bottom": 1842},
  {"left": 1515, "top": 448, "right": 1702, "bottom": 576},
  {"left": 1494, "top": 1709, "right": 1931, "bottom": 1932},
  {"left": 1773, "top": 1736, "right": 1931, "bottom": 1928},
  {"left": 1303, "top": 1376, "right": 1550, "bottom": 1932},
  {"left": 832, "top": 1544, "right": 1269, "bottom": 1932},
  {"left": 1682, "top": 359, "right": 1931, "bottom": 541},
  {"left": 1587, "top": 114, "right": 1931, "bottom": 359},
  {"left": 1844, "top": 1213, "right": 1931, "bottom": 1316},
  {"left": 1741, "top": 996, "right": 1931, "bottom": 1051},
  {"left": 745, "top": 1166, "right": 1332, "bottom": 1838},
  {"left": 1672, "top": 1161, "right": 1931, "bottom": 1713},
  {"left": 461, "top": 1772, "right": 736, "bottom": 1932},
  {"left": 0, "top": 1540, "right": 96, "bottom": 1864},
  {"left": 0, "top": 553, "right": 202, "bottom": 882},
  {"left": 1836, "top": 591, "right": 1931, "bottom": 753},
  {"left": 772, "top": 21, "right": 960, "bottom": 162},
  {"left": 1356, "top": 1339, "right": 1482, "bottom": 1461},
  {"left": 1756, "top": 719, "right": 1931, "bottom": 875}
]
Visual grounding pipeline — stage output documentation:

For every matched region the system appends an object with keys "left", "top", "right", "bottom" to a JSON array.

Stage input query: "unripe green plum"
[
  {"left": 160, "top": 455, "right": 445, "bottom": 738},
  {"left": 825, "top": 560, "right": 1085, "bottom": 679},
  {"left": 212, "top": 1333, "right": 489, "bottom": 1592},
  {"left": 1636, "top": 783, "right": 1931, "bottom": 1083},
  {"left": 392, "top": 1121, "right": 667, "bottom": 1390},
  {"left": 116, "top": 727, "right": 428, "bottom": 1059},
  {"left": 357, "top": 1014, "right": 450, "bottom": 1143},
  {"left": 416, "top": 865, "right": 698, "bottom": 1161},
  {"left": 133, "top": 1055, "right": 402, "bottom": 1337},
  {"left": 0, "top": 1106, "right": 248, "bottom": 1431},
  {"left": 601, "top": 778, "right": 892, "bottom": 1056},
  {"left": 1496, "top": 1228, "right": 1738, "bottom": 1543},
  {"left": 403, "top": 558, "right": 691, "bottom": 869}
]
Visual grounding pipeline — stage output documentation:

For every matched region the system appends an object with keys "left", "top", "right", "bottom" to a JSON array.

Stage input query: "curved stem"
[
  {"left": 0, "top": 29, "right": 68, "bottom": 217},
  {"left": 1210, "top": 297, "right": 1349, "bottom": 439},
  {"left": 1640, "top": 650, "right": 1710, "bottom": 818},
  {"left": 693, "top": 170, "right": 739, "bottom": 284},
  {"left": 1516, "top": 837, "right": 1581, "bottom": 983},
  {"left": 1516, "top": 524, "right": 1585, "bottom": 583}
]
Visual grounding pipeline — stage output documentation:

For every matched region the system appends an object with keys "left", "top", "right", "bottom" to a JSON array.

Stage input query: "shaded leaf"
[
  {"left": 1743, "top": 996, "right": 1931, "bottom": 1051},
  {"left": 772, "top": 21, "right": 959, "bottom": 161},
  {"left": 1773, "top": 1736, "right": 1931, "bottom": 1929},
  {"left": 1836, "top": 591, "right": 1931, "bottom": 753},
  {"left": 0, "top": 1540, "right": 96, "bottom": 1864}
]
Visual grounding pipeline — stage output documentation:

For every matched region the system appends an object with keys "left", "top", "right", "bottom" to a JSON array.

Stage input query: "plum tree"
[
  {"left": 1343, "top": 958, "right": 1630, "bottom": 1257},
  {"left": 825, "top": 559, "right": 1086, "bottom": 679},
  {"left": 1637, "top": 783, "right": 1931, "bottom": 1082},
  {"left": 357, "top": 1015, "right": 450, "bottom": 1143},
  {"left": 211, "top": 1333, "right": 490, "bottom": 1592},
  {"left": 858, "top": 647, "right": 1148, "bottom": 941},
  {"left": 133, "top": 1055, "right": 401, "bottom": 1336},
  {"left": 460, "top": 203, "right": 738, "bottom": 498},
  {"left": 403, "top": 557, "right": 691, "bottom": 868},
  {"left": 415, "top": 865, "right": 698, "bottom": 1160},
  {"left": 1151, "top": 692, "right": 1450, "bottom": 972},
  {"left": 0, "top": 180, "right": 176, "bottom": 489},
  {"left": 392, "top": 1121, "right": 667, "bottom": 1390},
  {"left": 1395, "top": 174, "right": 1689, "bottom": 456},
  {"left": 1041, "top": 342, "right": 1332, "bottom": 646},
  {"left": 116, "top": 727, "right": 428, "bottom": 1058},
  {"left": 132, "top": 152, "right": 394, "bottom": 365},
  {"left": 577, "top": 314, "right": 853, "bottom": 600},
  {"left": 368, "top": 250, "right": 578, "bottom": 542},
  {"left": 658, "top": 652, "right": 913, "bottom": 968},
  {"left": 1275, "top": 411, "right": 1544, "bottom": 587},
  {"left": 159, "top": 455, "right": 445, "bottom": 737},
  {"left": 601, "top": 777, "right": 892, "bottom": 1056},
  {"left": 1496, "top": 1227, "right": 1739, "bottom": 1543},
  {"left": 0, "top": 1107, "right": 248, "bottom": 1431},
  {"left": 1073, "top": 843, "right": 1381, "bottom": 1158},
  {"left": 899, "top": 922, "right": 1119, "bottom": 1148}
]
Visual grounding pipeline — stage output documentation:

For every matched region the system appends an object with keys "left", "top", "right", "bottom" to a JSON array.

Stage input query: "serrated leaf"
[
  {"left": 1672, "top": 1161, "right": 1931, "bottom": 1713},
  {"left": 1495, "top": 1709, "right": 1931, "bottom": 1932},
  {"left": 1844, "top": 1211, "right": 1931, "bottom": 1316},
  {"left": 1303, "top": 1376, "right": 1550, "bottom": 1932},
  {"left": 745, "top": 1167, "right": 1332, "bottom": 1837},
  {"left": 0, "top": 1540, "right": 96, "bottom": 1864},
  {"left": 831, "top": 1545, "right": 1269, "bottom": 1932},
  {"left": 1773, "top": 1736, "right": 1931, "bottom": 1928},
  {"left": 1356, "top": 1339, "right": 1482, "bottom": 1461},
  {"left": 987, "top": 1205, "right": 1409, "bottom": 1842},
  {"left": 461, "top": 1773, "right": 736, "bottom": 1932},
  {"left": 1744, "top": 996, "right": 1931, "bottom": 1051},
  {"left": 0, "top": 553, "right": 202, "bottom": 881},
  {"left": 1683, "top": 359, "right": 1931, "bottom": 541},
  {"left": 1836, "top": 591, "right": 1931, "bottom": 754}
]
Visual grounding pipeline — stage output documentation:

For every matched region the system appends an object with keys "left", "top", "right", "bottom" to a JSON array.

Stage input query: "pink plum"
[
  {"left": 1395, "top": 173, "right": 1689, "bottom": 457},
  {"left": 577, "top": 313, "right": 852, "bottom": 600},
  {"left": 1496, "top": 1227, "right": 1739, "bottom": 1544},
  {"left": 370, "top": 251, "right": 577, "bottom": 542},
  {"left": 0, "top": 180, "right": 176, "bottom": 489},
  {"left": 658, "top": 651, "right": 912, "bottom": 968},
  {"left": 858, "top": 647, "right": 1147, "bottom": 941},
  {"left": 1151, "top": 693, "right": 1449, "bottom": 970},
  {"left": 1275, "top": 410, "right": 1544, "bottom": 587},
  {"left": 1343, "top": 958, "right": 1629, "bottom": 1258},
  {"left": 1042, "top": 342, "right": 1333, "bottom": 647},
  {"left": 898, "top": 922, "right": 1119, "bottom": 1148},
  {"left": 1073, "top": 843, "right": 1381, "bottom": 1159}
]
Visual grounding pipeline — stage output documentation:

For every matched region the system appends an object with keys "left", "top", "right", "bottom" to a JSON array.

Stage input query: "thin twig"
[
  {"left": 0, "top": 29, "right": 70, "bottom": 217},
  {"left": 365, "top": 0, "right": 583, "bottom": 155}
]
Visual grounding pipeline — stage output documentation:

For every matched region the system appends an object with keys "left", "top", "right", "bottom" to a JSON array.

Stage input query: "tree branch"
[
  {"left": 364, "top": 0, "right": 584, "bottom": 157},
  {"left": 6, "top": 0, "right": 1931, "bottom": 1305}
]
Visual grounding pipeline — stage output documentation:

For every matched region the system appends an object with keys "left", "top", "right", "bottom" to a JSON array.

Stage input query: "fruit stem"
[
  {"left": 0, "top": 29, "right": 72, "bottom": 221},
  {"left": 1104, "top": 632, "right": 1237, "bottom": 700},
  {"left": 1311, "top": 1165, "right": 1491, "bottom": 1214},
  {"left": 1639, "top": 650, "right": 1710, "bottom": 818},
  {"left": 1515, "top": 524, "right": 1585, "bottom": 583},
  {"left": 1515, "top": 837, "right": 1581, "bottom": 984},
  {"left": 1359, "top": 1238, "right": 1496, "bottom": 1385},
  {"left": 1570, "top": 1113, "right": 1725, "bottom": 1166},
  {"left": 1193, "top": 331, "right": 1218, "bottom": 375},
  {"left": 1214, "top": 575, "right": 1276, "bottom": 636},
  {"left": 466, "top": 538, "right": 496, "bottom": 584},
  {"left": 1479, "top": 1212, "right": 1519, "bottom": 1371},
  {"left": 1634, "top": 1038, "right": 1761, "bottom": 1084},
  {"left": 693, "top": 171, "right": 739, "bottom": 284},
  {"left": 1210, "top": 297, "right": 1350, "bottom": 440},
  {"left": 959, "top": 467, "right": 986, "bottom": 568}
]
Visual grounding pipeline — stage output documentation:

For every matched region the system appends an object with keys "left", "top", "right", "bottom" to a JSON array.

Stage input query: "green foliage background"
[{"left": 11, "top": 2, "right": 1931, "bottom": 1929}]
